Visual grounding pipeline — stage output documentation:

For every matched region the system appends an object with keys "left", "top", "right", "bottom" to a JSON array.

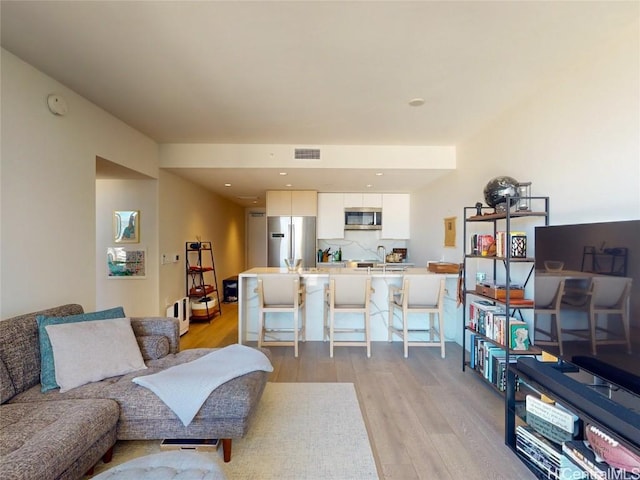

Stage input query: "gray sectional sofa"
[{"left": 0, "top": 304, "right": 270, "bottom": 480}]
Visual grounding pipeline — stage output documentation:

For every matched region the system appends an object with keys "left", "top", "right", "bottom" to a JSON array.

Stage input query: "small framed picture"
[
  {"left": 107, "top": 247, "right": 146, "bottom": 279},
  {"left": 444, "top": 216, "right": 456, "bottom": 247},
  {"left": 114, "top": 210, "right": 139, "bottom": 243}
]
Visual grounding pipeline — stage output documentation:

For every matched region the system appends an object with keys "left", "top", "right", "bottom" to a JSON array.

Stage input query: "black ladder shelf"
[{"left": 185, "top": 241, "right": 222, "bottom": 321}]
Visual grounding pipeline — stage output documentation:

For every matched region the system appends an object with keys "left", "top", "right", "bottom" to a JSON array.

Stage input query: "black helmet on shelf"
[{"left": 483, "top": 176, "right": 520, "bottom": 210}]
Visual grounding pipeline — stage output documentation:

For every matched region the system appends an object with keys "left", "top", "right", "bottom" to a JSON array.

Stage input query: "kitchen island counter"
[{"left": 238, "top": 267, "right": 460, "bottom": 345}]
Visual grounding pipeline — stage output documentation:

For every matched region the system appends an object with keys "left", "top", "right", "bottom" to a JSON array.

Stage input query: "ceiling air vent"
[{"left": 294, "top": 148, "right": 321, "bottom": 160}]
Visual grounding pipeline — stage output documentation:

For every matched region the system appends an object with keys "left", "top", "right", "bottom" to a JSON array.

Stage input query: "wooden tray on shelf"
[
  {"left": 428, "top": 262, "right": 460, "bottom": 273},
  {"left": 476, "top": 283, "right": 524, "bottom": 299}
]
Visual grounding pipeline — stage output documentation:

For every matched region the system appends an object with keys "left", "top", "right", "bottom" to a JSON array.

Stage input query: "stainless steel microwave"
[{"left": 344, "top": 208, "right": 382, "bottom": 230}]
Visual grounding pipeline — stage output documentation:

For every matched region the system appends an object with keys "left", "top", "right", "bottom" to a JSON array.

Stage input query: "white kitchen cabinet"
[
  {"left": 317, "top": 193, "right": 345, "bottom": 239},
  {"left": 382, "top": 193, "right": 410, "bottom": 239},
  {"left": 266, "top": 191, "right": 317, "bottom": 216},
  {"left": 343, "top": 193, "right": 382, "bottom": 208}
]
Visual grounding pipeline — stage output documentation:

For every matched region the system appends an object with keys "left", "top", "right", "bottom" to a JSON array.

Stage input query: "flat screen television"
[{"left": 534, "top": 219, "right": 640, "bottom": 392}]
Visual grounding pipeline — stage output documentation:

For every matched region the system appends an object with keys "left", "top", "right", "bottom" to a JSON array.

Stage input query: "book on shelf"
[
  {"left": 527, "top": 412, "right": 577, "bottom": 445},
  {"left": 496, "top": 354, "right": 534, "bottom": 391},
  {"left": 469, "top": 333, "right": 477, "bottom": 369},
  {"left": 484, "top": 345, "right": 503, "bottom": 381},
  {"left": 509, "top": 320, "right": 531, "bottom": 351},
  {"left": 471, "top": 310, "right": 532, "bottom": 351},
  {"left": 488, "top": 347, "right": 506, "bottom": 384},
  {"left": 496, "top": 231, "right": 527, "bottom": 257},
  {"left": 476, "top": 338, "right": 486, "bottom": 373},
  {"left": 526, "top": 395, "right": 579, "bottom": 435},
  {"left": 516, "top": 426, "right": 586, "bottom": 480},
  {"left": 470, "top": 234, "right": 495, "bottom": 256},
  {"left": 470, "top": 336, "right": 536, "bottom": 391},
  {"left": 491, "top": 314, "right": 519, "bottom": 346},
  {"left": 469, "top": 301, "right": 503, "bottom": 335}
]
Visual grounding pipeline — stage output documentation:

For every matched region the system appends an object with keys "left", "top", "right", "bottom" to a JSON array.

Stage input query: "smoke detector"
[{"left": 47, "top": 94, "right": 68, "bottom": 116}]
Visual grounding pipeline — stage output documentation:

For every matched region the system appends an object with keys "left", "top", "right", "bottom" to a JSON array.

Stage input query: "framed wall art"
[
  {"left": 114, "top": 210, "right": 139, "bottom": 243},
  {"left": 107, "top": 247, "right": 146, "bottom": 279},
  {"left": 444, "top": 216, "right": 456, "bottom": 247}
]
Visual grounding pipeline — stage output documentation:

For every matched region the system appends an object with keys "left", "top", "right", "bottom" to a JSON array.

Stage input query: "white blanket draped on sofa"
[{"left": 133, "top": 344, "right": 273, "bottom": 426}]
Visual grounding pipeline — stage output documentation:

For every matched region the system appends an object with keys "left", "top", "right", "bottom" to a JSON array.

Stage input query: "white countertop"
[{"left": 239, "top": 266, "right": 455, "bottom": 278}]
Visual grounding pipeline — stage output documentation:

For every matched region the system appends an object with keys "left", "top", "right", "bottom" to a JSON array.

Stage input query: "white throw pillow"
[{"left": 46, "top": 317, "right": 147, "bottom": 392}]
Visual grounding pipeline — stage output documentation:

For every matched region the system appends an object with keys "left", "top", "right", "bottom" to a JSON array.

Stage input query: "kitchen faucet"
[{"left": 377, "top": 245, "right": 386, "bottom": 263}]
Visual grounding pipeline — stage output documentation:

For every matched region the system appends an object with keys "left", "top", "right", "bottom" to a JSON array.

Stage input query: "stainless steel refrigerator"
[{"left": 267, "top": 216, "right": 317, "bottom": 268}]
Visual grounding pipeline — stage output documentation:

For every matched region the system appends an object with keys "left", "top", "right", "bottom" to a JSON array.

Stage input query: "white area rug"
[
  {"left": 91, "top": 382, "right": 379, "bottom": 480},
  {"left": 224, "top": 382, "right": 378, "bottom": 479}
]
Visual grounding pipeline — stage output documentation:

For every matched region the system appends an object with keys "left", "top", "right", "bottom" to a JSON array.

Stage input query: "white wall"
[
  {"left": 408, "top": 18, "right": 639, "bottom": 344},
  {"left": 0, "top": 49, "right": 158, "bottom": 318},
  {"left": 410, "top": 18, "right": 640, "bottom": 268},
  {"left": 96, "top": 179, "right": 159, "bottom": 316}
]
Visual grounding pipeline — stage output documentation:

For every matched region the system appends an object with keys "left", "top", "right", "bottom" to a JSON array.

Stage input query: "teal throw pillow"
[{"left": 37, "top": 306, "right": 125, "bottom": 392}]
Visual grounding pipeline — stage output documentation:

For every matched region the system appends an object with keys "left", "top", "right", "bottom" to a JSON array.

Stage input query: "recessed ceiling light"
[
  {"left": 375, "top": 172, "right": 383, "bottom": 176},
  {"left": 408, "top": 97, "right": 425, "bottom": 107},
  {"left": 279, "top": 172, "right": 288, "bottom": 176},
  {"left": 285, "top": 183, "right": 293, "bottom": 187},
  {"left": 366, "top": 184, "right": 373, "bottom": 188},
  {"left": 224, "top": 183, "right": 232, "bottom": 187}
]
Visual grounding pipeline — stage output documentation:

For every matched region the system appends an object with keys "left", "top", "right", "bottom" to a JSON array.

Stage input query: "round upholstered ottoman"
[{"left": 92, "top": 451, "right": 226, "bottom": 480}]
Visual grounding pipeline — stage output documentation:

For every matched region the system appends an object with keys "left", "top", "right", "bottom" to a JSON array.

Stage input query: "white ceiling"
[{"left": 2, "top": 1, "right": 638, "bottom": 206}]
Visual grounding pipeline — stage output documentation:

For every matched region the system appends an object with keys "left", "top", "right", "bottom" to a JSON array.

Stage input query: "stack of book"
[
  {"left": 516, "top": 425, "right": 586, "bottom": 480},
  {"left": 468, "top": 300, "right": 503, "bottom": 335},
  {"left": 516, "top": 394, "right": 584, "bottom": 479},
  {"left": 470, "top": 335, "right": 535, "bottom": 391},
  {"left": 519, "top": 394, "right": 639, "bottom": 479},
  {"left": 470, "top": 234, "right": 495, "bottom": 256}
]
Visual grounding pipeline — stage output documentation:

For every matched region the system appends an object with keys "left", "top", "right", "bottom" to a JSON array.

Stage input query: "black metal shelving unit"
[
  {"left": 185, "top": 241, "right": 222, "bottom": 321},
  {"left": 461, "top": 195, "right": 549, "bottom": 446}
]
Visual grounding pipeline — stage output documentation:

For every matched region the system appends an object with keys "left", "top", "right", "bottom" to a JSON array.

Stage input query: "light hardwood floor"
[{"left": 183, "top": 304, "right": 534, "bottom": 479}]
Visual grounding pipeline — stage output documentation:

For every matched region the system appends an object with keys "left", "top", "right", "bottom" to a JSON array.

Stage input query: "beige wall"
[
  {"left": 158, "top": 170, "right": 246, "bottom": 315},
  {"left": 1, "top": 48, "right": 247, "bottom": 319},
  {"left": 1, "top": 49, "right": 158, "bottom": 318}
]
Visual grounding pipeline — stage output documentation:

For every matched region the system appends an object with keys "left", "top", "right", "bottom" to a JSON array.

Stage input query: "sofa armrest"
[{"left": 130, "top": 317, "right": 180, "bottom": 354}]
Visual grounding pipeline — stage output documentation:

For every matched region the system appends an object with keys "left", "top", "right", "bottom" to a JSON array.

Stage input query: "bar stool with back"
[
  {"left": 388, "top": 274, "right": 446, "bottom": 358},
  {"left": 255, "top": 273, "right": 306, "bottom": 357}
]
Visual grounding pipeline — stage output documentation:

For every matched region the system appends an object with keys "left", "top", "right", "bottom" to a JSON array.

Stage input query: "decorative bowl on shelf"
[
  {"left": 284, "top": 258, "right": 302, "bottom": 272},
  {"left": 544, "top": 260, "right": 564, "bottom": 272}
]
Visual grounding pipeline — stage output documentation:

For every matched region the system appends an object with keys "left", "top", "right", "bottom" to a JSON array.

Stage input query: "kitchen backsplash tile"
[{"left": 318, "top": 230, "right": 408, "bottom": 263}]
